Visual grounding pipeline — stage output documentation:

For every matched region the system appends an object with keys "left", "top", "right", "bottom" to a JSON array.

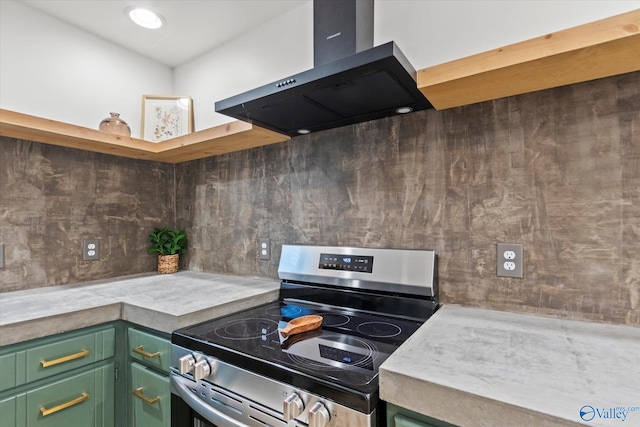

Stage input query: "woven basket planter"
[{"left": 157, "top": 254, "right": 179, "bottom": 274}]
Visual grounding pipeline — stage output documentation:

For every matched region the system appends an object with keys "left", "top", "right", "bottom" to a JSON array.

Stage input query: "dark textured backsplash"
[
  {"left": 176, "top": 72, "right": 639, "bottom": 325},
  {"left": 2, "top": 72, "right": 639, "bottom": 325},
  {"left": 0, "top": 141, "right": 175, "bottom": 291}
]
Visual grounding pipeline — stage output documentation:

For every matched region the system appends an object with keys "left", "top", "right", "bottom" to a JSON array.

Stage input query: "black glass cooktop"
[{"left": 173, "top": 300, "right": 424, "bottom": 392}]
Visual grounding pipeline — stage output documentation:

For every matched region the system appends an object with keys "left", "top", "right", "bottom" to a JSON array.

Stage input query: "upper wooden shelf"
[
  {"left": 418, "top": 9, "right": 640, "bottom": 109},
  {"left": 0, "top": 109, "right": 290, "bottom": 163},
  {"left": 1, "top": 10, "right": 638, "bottom": 162}
]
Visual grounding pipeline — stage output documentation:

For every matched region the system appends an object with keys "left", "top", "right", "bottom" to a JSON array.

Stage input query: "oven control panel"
[
  {"left": 171, "top": 344, "right": 373, "bottom": 427},
  {"left": 319, "top": 253, "right": 373, "bottom": 273}
]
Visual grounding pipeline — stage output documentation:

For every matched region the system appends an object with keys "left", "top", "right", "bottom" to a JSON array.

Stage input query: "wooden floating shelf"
[
  {"left": 150, "top": 122, "right": 290, "bottom": 163},
  {"left": 1, "top": 10, "right": 638, "bottom": 163},
  {"left": 418, "top": 9, "right": 640, "bottom": 109},
  {"left": 0, "top": 109, "right": 290, "bottom": 164}
]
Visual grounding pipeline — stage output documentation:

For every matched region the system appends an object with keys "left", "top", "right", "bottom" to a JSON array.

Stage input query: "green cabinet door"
[
  {"left": 130, "top": 363, "right": 169, "bottom": 427},
  {"left": 25, "top": 363, "right": 114, "bottom": 427}
]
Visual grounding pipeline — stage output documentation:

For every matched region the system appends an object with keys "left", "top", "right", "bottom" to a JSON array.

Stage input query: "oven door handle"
[{"left": 170, "top": 373, "right": 250, "bottom": 427}]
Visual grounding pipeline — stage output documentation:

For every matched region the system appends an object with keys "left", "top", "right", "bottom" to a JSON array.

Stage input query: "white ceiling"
[{"left": 20, "top": 0, "right": 310, "bottom": 68}]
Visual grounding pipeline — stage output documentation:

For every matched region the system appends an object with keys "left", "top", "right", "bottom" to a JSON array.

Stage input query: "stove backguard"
[{"left": 278, "top": 245, "right": 438, "bottom": 302}]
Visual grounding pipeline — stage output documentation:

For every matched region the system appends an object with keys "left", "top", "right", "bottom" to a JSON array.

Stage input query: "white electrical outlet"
[
  {"left": 259, "top": 238, "right": 270, "bottom": 260},
  {"left": 504, "top": 261, "right": 516, "bottom": 271},
  {"left": 497, "top": 243, "right": 523, "bottom": 278},
  {"left": 83, "top": 239, "right": 100, "bottom": 261}
]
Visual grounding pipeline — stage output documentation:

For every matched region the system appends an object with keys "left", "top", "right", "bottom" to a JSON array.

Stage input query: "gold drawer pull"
[
  {"left": 133, "top": 387, "right": 160, "bottom": 405},
  {"left": 41, "top": 349, "right": 90, "bottom": 368},
  {"left": 132, "top": 345, "right": 160, "bottom": 359},
  {"left": 40, "top": 392, "right": 89, "bottom": 416}
]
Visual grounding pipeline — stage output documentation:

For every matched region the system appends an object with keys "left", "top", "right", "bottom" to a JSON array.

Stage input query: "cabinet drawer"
[
  {"left": 25, "top": 328, "right": 115, "bottom": 384},
  {"left": 128, "top": 329, "right": 170, "bottom": 372},
  {"left": 26, "top": 363, "right": 114, "bottom": 427},
  {"left": 130, "top": 362, "right": 169, "bottom": 426}
]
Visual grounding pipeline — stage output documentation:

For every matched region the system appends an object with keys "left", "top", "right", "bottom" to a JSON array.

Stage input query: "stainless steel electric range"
[{"left": 171, "top": 245, "right": 438, "bottom": 427}]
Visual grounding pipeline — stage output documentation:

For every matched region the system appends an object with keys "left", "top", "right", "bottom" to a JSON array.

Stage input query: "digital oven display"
[{"left": 319, "top": 253, "right": 373, "bottom": 273}]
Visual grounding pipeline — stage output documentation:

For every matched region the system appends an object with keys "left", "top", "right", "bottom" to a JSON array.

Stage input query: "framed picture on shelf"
[{"left": 141, "top": 95, "right": 194, "bottom": 142}]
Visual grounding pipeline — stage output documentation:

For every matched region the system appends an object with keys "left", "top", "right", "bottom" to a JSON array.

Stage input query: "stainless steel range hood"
[{"left": 214, "top": 0, "right": 432, "bottom": 137}]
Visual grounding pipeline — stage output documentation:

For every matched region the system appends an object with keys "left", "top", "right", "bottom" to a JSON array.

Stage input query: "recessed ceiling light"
[
  {"left": 127, "top": 7, "right": 164, "bottom": 29},
  {"left": 297, "top": 129, "right": 311, "bottom": 135}
]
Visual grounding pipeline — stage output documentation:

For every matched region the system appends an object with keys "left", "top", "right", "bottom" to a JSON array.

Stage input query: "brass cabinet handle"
[
  {"left": 41, "top": 349, "right": 90, "bottom": 368},
  {"left": 133, "top": 387, "right": 160, "bottom": 405},
  {"left": 132, "top": 345, "right": 160, "bottom": 359},
  {"left": 40, "top": 392, "right": 89, "bottom": 416}
]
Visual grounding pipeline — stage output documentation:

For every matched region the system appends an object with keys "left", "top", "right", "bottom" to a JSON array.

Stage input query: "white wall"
[
  {"left": 374, "top": 0, "right": 640, "bottom": 70},
  {"left": 0, "top": 0, "right": 172, "bottom": 138},
  {"left": 173, "top": 2, "right": 313, "bottom": 130},
  {"left": 1, "top": 0, "right": 638, "bottom": 133}
]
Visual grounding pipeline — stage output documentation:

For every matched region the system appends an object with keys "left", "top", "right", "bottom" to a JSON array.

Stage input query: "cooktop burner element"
[
  {"left": 171, "top": 245, "right": 438, "bottom": 427},
  {"left": 357, "top": 322, "right": 402, "bottom": 338},
  {"left": 213, "top": 318, "right": 278, "bottom": 340},
  {"left": 316, "top": 312, "right": 350, "bottom": 327}
]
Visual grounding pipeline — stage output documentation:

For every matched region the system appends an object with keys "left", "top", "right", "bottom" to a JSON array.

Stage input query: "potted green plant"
[{"left": 148, "top": 227, "right": 187, "bottom": 274}]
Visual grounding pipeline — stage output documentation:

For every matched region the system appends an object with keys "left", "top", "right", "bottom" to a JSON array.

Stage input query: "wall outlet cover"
[
  {"left": 83, "top": 239, "right": 100, "bottom": 261},
  {"left": 497, "top": 243, "right": 523, "bottom": 278},
  {"left": 259, "top": 238, "right": 270, "bottom": 260}
]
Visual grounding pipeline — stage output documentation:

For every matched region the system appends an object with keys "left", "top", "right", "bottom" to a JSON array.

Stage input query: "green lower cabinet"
[
  {"left": 129, "top": 363, "right": 170, "bottom": 427},
  {"left": 0, "top": 324, "right": 117, "bottom": 427},
  {"left": 387, "top": 403, "right": 457, "bottom": 427},
  {"left": 1, "top": 322, "right": 173, "bottom": 427}
]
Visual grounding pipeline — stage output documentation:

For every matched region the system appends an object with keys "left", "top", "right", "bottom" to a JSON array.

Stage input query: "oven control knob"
[
  {"left": 308, "top": 402, "right": 331, "bottom": 427},
  {"left": 283, "top": 393, "right": 304, "bottom": 421},
  {"left": 193, "top": 358, "right": 211, "bottom": 381},
  {"left": 178, "top": 354, "right": 196, "bottom": 375}
]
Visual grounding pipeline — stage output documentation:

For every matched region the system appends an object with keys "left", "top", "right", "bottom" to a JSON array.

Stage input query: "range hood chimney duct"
[
  {"left": 215, "top": 0, "right": 432, "bottom": 137},
  {"left": 313, "top": 0, "right": 373, "bottom": 66}
]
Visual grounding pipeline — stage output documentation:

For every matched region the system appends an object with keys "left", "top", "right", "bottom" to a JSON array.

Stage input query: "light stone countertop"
[
  {"left": 380, "top": 305, "right": 640, "bottom": 427},
  {"left": 0, "top": 271, "right": 280, "bottom": 346}
]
